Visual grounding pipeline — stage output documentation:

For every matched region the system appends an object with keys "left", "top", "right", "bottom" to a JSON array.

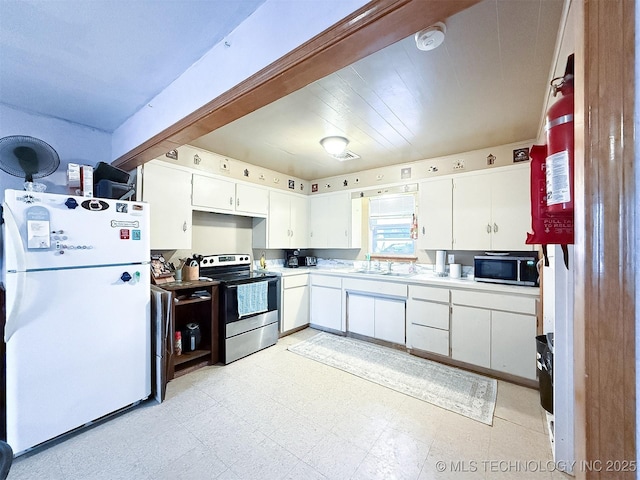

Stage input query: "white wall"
[
  {"left": 0, "top": 104, "right": 111, "bottom": 195},
  {"left": 111, "top": 0, "right": 368, "bottom": 161}
]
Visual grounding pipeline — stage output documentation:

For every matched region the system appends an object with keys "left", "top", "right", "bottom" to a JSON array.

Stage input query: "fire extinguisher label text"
[{"left": 546, "top": 150, "right": 571, "bottom": 206}]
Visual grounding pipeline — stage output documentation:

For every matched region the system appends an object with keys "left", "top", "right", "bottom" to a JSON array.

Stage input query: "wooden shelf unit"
[{"left": 160, "top": 280, "right": 220, "bottom": 379}]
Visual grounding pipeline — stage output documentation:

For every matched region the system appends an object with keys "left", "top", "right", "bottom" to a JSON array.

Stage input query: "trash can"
[{"left": 536, "top": 334, "right": 553, "bottom": 414}]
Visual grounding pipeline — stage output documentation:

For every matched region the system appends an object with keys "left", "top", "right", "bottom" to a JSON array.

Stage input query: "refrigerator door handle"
[{"left": 3, "top": 203, "right": 28, "bottom": 341}]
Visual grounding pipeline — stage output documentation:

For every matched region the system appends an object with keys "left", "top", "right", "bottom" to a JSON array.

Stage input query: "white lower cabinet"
[
  {"left": 451, "top": 305, "right": 491, "bottom": 368},
  {"left": 374, "top": 297, "right": 406, "bottom": 344},
  {"left": 281, "top": 274, "right": 309, "bottom": 333},
  {"left": 491, "top": 310, "right": 537, "bottom": 379},
  {"left": 347, "top": 293, "right": 405, "bottom": 344},
  {"left": 344, "top": 279, "right": 406, "bottom": 345},
  {"left": 309, "top": 275, "right": 343, "bottom": 332},
  {"left": 347, "top": 293, "right": 375, "bottom": 337},
  {"left": 450, "top": 289, "right": 537, "bottom": 380},
  {"left": 406, "top": 285, "right": 450, "bottom": 356}
]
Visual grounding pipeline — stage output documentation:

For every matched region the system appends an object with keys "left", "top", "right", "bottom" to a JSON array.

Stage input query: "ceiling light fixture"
[
  {"left": 320, "top": 136, "right": 349, "bottom": 156},
  {"left": 415, "top": 22, "right": 446, "bottom": 51}
]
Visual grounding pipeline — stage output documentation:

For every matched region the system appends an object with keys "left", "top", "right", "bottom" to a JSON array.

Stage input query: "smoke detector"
[{"left": 415, "top": 22, "right": 446, "bottom": 51}]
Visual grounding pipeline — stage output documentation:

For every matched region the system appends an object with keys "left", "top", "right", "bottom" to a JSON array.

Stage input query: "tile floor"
[{"left": 7, "top": 328, "right": 570, "bottom": 479}]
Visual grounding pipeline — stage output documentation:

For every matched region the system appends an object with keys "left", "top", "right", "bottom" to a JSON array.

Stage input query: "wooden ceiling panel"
[{"left": 188, "top": 0, "right": 564, "bottom": 180}]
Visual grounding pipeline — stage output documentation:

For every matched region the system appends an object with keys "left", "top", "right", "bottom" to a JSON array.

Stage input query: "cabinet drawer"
[
  {"left": 342, "top": 278, "right": 407, "bottom": 298},
  {"left": 283, "top": 274, "right": 309, "bottom": 289},
  {"left": 407, "top": 299, "right": 449, "bottom": 330},
  {"left": 451, "top": 289, "right": 536, "bottom": 315},
  {"left": 408, "top": 324, "right": 449, "bottom": 356},
  {"left": 310, "top": 274, "right": 342, "bottom": 289},
  {"left": 408, "top": 285, "right": 449, "bottom": 303}
]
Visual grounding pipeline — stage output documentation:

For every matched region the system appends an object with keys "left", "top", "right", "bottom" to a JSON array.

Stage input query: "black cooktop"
[{"left": 205, "top": 270, "right": 278, "bottom": 285}]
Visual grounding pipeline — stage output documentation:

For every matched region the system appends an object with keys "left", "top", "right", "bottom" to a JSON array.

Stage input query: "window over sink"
[{"left": 368, "top": 192, "right": 416, "bottom": 256}]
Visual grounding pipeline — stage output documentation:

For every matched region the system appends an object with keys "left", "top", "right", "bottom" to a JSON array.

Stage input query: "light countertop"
[{"left": 261, "top": 266, "right": 539, "bottom": 296}]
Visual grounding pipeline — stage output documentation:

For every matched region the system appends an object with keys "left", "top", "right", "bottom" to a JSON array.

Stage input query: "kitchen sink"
[{"left": 349, "top": 269, "right": 414, "bottom": 277}]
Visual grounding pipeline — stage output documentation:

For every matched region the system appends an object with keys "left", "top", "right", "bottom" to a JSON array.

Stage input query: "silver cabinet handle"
[
  {"left": 183, "top": 221, "right": 187, "bottom": 232},
  {"left": 237, "top": 198, "right": 240, "bottom": 207},
  {"left": 493, "top": 223, "right": 498, "bottom": 233},
  {"left": 422, "top": 226, "right": 425, "bottom": 235},
  {"left": 229, "top": 197, "right": 233, "bottom": 206},
  {"left": 486, "top": 224, "right": 491, "bottom": 234}
]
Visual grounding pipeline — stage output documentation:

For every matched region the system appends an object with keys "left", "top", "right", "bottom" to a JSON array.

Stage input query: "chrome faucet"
[{"left": 386, "top": 260, "right": 393, "bottom": 272}]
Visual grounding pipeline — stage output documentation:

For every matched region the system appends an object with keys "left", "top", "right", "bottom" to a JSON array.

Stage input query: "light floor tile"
[
  {"left": 302, "top": 431, "right": 369, "bottom": 480},
  {"left": 494, "top": 380, "right": 547, "bottom": 434},
  {"left": 7, "top": 328, "right": 553, "bottom": 480}
]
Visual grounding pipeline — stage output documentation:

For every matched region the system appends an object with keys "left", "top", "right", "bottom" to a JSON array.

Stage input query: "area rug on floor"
[{"left": 288, "top": 332, "right": 497, "bottom": 425}]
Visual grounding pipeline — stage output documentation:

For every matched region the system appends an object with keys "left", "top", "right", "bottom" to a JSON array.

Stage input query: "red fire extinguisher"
[
  {"left": 545, "top": 54, "right": 574, "bottom": 215},
  {"left": 526, "top": 54, "right": 574, "bottom": 268}
]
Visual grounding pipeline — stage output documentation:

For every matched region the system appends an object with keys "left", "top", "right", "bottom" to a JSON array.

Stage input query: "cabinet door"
[
  {"left": 310, "top": 286, "right": 342, "bottom": 332},
  {"left": 418, "top": 178, "right": 453, "bottom": 250},
  {"left": 490, "top": 168, "right": 531, "bottom": 250},
  {"left": 408, "top": 324, "right": 450, "bottom": 356},
  {"left": 347, "top": 293, "right": 375, "bottom": 337},
  {"left": 192, "top": 174, "right": 235, "bottom": 212},
  {"left": 491, "top": 311, "right": 537, "bottom": 379},
  {"left": 374, "top": 297, "right": 405, "bottom": 345},
  {"left": 235, "top": 183, "right": 268, "bottom": 217},
  {"left": 268, "top": 191, "right": 292, "bottom": 248},
  {"left": 288, "top": 194, "right": 308, "bottom": 248},
  {"left": 452, "top": 175, "right": 492, "bottom": 250},
  {"left": 282, "top": 285, "right": 310, "bottom": 333},
  {"left": 328, "top": 193, "right": 351, "bottom": 248},
  {"left": 143, "top": 161, "right": 192, "bottom": 250},
  {"left": 451, "top": 305, "right": 491, "bottom": 368},
  {"left": 406, "top": 298, "right": 449, "bottom": 330},
  {"left": 309, "top": 196, "right": 328, "bottom": 248}
]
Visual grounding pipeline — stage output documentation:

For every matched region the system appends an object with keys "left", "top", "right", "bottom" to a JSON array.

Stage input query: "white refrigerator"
[{"left": 1, "top": 189, "right": 151, "bottom": 455}]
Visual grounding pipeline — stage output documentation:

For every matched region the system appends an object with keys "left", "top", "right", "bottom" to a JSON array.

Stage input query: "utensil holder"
[{"left": 184, "top": 265, "right": 199, "bottom": 281}]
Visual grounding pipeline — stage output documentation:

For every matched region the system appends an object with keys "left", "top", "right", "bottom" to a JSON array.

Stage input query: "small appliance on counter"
[
  {"left": 301, "top": 256, "right": 317, "bottom": 267},
  {"left": 182, "top": 323, "right": 202, "bottom": 352},
  {"left": 474, "top": 252, "right": 539, "bottom": 286},
  {"left": 284, "top": 249, "right": 300, "bottom": 268},
  {"left": 435, "top": 250, "right": 447, "bottom": 276}
]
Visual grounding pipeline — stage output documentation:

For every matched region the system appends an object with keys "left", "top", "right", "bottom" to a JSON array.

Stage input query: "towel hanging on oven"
[{"left": 237, "top": 281, "right": 268, "bottom": 317}]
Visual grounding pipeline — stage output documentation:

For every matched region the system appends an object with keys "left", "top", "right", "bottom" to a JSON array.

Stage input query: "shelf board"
[
  {"left": 174, "top": 295, "right": 211, "bottom": 306},
  {"left": 174, "top": 348, "right": 211, "bottom": 366}
]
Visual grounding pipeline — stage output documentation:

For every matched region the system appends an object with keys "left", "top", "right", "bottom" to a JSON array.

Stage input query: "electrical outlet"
[
  {"left": 448, "top": 254, "right": 455, "bottom": 264},
  {"left": 219, "top": 159, "right": 230, "bottom": 172},
  {"left": 453, "top": 159, "right": 465, "bottom": 170}
]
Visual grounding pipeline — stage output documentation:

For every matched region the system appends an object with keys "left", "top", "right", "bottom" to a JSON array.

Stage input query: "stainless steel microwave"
[{"left": 473, "top": 253, "right": 539, "bottom": 286}]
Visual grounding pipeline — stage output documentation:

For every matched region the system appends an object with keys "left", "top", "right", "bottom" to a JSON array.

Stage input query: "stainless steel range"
[{"left": 199, "top": 254, "right": 279, "bottom": 364}]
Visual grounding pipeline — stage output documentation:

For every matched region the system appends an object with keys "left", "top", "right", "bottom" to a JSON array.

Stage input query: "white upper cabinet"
[
  {"left": 309, "top": 192, "right": 355, "bottom": 249},
  {"left": 235, "top": 183, "right": 269, "bottom": 216},
  {"left": 262, "top": 190, "right": 308, "bottom": 249},
  {"left": 192, "top": 173, "right": 268, "bottom": 217},
  {"left": 417, "top": 178, "right": 453, "bottom": 250},
  {"left": 142, "top": 161, "right": 192, "bottom": 250},
  {"left": 192, "top": 175, "right": 235, "bottom": 212},
  {"left": 452, "top": 166, "right": 531, "bottom": 251}
]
